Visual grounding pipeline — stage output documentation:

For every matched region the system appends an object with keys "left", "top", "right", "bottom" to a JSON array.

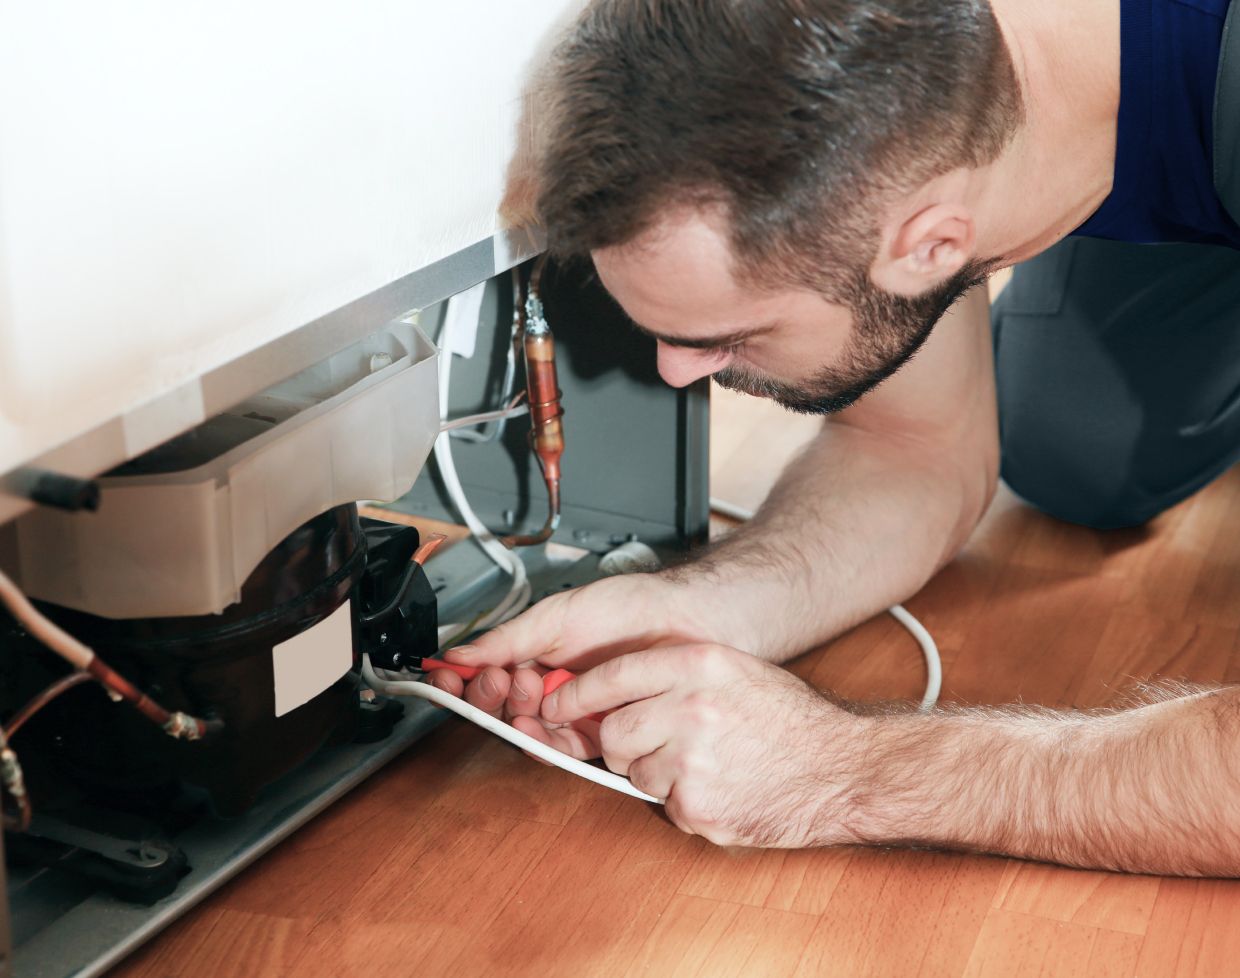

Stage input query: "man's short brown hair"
[{"left": 537, "top": 0, "right": 1023, "bottom": 299}]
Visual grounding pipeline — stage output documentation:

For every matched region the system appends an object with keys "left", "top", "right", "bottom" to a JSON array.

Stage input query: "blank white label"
[{"left": 272, "top": 600, "right": 353, "bottom": 717}]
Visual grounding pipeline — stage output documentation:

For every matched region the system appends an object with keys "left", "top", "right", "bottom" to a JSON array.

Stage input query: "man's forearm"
[
  {"left": 663, "top": 418, "right": 994, "bottom": 662},
  {"left": 652, "top": 286, "right": 998, "bottom": 663},
  {"left": 845, "top": 685, "right": 1240, "bottom": 875}
]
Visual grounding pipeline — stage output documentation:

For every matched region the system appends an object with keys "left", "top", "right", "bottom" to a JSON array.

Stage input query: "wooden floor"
[{"left": 113, "top": 388, "right": 1240, "bottom": 978}]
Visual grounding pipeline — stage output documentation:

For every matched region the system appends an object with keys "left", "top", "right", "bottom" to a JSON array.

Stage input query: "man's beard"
[{"left": 713, "top": 260, "right": 995, "bottom": 415}]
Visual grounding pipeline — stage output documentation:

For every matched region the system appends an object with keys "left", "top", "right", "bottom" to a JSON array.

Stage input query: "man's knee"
[
  {"left": 992, "top": 237, "right": 1240, "bottom": 531},
  {"left": 1000, "top": 433, "right": 1166, "bottom": 530}
]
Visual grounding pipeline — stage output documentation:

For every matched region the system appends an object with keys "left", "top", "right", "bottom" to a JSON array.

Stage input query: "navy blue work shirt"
[{"left": 1073, "top": 0, "right": 1240, "bottom": 247}]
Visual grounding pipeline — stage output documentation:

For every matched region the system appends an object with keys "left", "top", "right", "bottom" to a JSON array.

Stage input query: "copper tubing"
[
  {"left": 7, "top": 671, "right": 94, "bottom": 738},
  {"left": 412, "top": 532, "right": 448, "bottom": 566},
  {"left": 0, "top": 567, "right": 217, "bottom": 741},
  {"left": 521, "top": 328, "right": 565, "bottom": 486},
  {"left": 501, "top": 260, "right": 565, "bottom": 549}
]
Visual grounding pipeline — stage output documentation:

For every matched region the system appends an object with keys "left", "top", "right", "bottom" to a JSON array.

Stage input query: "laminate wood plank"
[
  {"left": 677, "top": 845, "right": 853, "bottom": 915},
  {"left": 789, "top": 851, "right": 1010, "bottom": 978},
  {"left": 438, "top": 792, "right": 704, "bottom": 978},
  {"left": 996, "top": 862, "right": 1161, "bottom": 936},
  {"left": 415, "top": 720, "right": 593, "bottom": 827},
  {"left": 283, "top": 808, "right": 565, "bottom": 978},
  {"left": 1066, "top": 614, "right": 1236, "bottom": 708},
  {"left": 121, "top": 906, "right": 315, "bottom": 978},
  {"left": 961, "top": 909, "right": 1143, "bottom": 978},
  {"left": 625, "top": 895, "right": 819, "bottom": 978},
  {"left": 1134, "top": 878, "right": 1240, "bottom": 977}
]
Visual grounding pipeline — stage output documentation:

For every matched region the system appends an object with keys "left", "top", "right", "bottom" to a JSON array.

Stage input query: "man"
[{"left": 432, "top": 0, "right": 1240, "bottom": 875}]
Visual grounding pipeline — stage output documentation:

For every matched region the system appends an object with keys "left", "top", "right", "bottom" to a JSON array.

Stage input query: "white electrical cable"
[
  {"left": 887, "top": 604, "right": 942, "bottom": 711},
  {"left": 434, "top": 288, "right": 533, "bottom": 643},
  {"left": 361, "top": 656, "right": 661, "bottom": 804},
  {"left": 707, "top": 496, "right": 758, "bottom": 523},
  {"left": 440, "top": 402, "right": 528, "bottom": 434},
  {"left": 709, "top": 497, "right": 942, "bottom": 711}
]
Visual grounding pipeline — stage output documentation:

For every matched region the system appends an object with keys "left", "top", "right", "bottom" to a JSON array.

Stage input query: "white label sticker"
[{"left": 271, "top": 600, "right": 353, "bottom": 717}]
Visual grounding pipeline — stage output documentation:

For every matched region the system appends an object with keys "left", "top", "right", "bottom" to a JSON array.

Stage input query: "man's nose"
[{"left": 656, "top": 342, "right": 725, "bottom": 388}]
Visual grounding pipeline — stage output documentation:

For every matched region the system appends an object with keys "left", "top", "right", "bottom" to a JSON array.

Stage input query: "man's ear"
[{"left": 870, "top": 203, "right": 976, "bottom": 296}]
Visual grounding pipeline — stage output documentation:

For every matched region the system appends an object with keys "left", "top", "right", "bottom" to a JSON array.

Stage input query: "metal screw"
[
  {"left": 379, "top": 632, "right": 388, "bottom": 644},
  {"left": 390, "top": 653, "right": 404, "bottom": 669}
]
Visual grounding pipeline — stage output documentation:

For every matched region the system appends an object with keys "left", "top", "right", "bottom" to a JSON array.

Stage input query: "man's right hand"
[{"left": 427, "top": 572, "right": 729, "bottom": 728}]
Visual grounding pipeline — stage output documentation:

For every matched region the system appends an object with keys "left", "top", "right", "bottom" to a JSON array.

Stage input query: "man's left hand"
[{"left": 534, "top": 644, "right": 871, "bottom": 848}]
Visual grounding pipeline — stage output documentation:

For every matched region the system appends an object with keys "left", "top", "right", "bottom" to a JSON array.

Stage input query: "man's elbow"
[{"left": 934, "top": 430, "right": 999, "bottom": 567}]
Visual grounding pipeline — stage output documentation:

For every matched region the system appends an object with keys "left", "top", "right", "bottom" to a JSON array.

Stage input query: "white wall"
[{"left": 0, "top": 0, "right": 582, "bottom": 476}]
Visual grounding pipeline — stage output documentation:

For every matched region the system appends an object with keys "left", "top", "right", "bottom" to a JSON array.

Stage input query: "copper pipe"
[
  {"left": 0, "top": 567, "right": 218, "bottom": 741},
  {"left": 412, "top": 532, "right": 448, "bottom": 566},
  {"left": 501, "top": 257, "right": 565, "bottom": 548},
  {"left": 7, "top": 671, "right": 94, "bottom": 738}
]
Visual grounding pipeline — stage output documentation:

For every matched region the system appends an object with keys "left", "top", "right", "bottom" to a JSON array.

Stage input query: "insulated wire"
[
  {"left": 7, "top": 671, "right": 94, "bottom": 738},
  {"left": 440, "top": 400, "right": 528, "bottom": 434},
  {"left": 361, "top": 655, "right": 660, "bottom": 804},
  {"left": 0, "top": 567, "right": 218, "bottom": 740},
  {"left": 708, "top": 496, "right": 942, "bottom": 711}
]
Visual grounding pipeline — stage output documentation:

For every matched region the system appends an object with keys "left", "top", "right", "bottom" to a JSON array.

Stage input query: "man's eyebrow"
[{"left": 629, "top": 321, "right": 776, "bottom": 350}]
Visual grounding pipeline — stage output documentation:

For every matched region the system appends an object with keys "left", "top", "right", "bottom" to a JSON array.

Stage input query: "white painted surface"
[
  {"left": 0, "top": 1, "right": 581, "bottom": 476},
  {"left": 272, "top": 599, "right": 353, "bottom": 718}
]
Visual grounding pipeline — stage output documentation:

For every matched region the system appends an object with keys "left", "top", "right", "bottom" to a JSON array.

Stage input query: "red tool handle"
[
  {"left": 541, "top": 668, "right": 604, "bottom": 722},
  {"left": 418, "top": 659, "right": 482, "bottom": 680},
  {"left": 540, "top": 668, "right": 576, "bottom": 697},
  {"left": 421, "top": 662, "right": 603, "bottom": 721}
]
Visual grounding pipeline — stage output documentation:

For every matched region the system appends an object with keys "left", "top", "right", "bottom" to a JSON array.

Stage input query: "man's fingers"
[
  {"left": 506, "top": 667, "right": 545, "bottom": 719},
  {"left": 444, "top": 598, "right": 567, "bottom": 668},
  {"left": 509, "top": 716, "right": 556, "bottom": 765},
  {"left": 628, "top": 748, "right": 675, "bottom": 803},
  {"left": 462, "top": 666, "right": 511, "bottom": 718},
  {"left": 597, "top": 699, "right": 673, "bottom": 777},
  {"left": 427, "top": 670, "right": 464, "bottom": 697},
  {"left": 511, "top": 715, "right": 602, "bottom": 760},
  {"left": 542, "top": 647, "right": 699, "bottom": 722}
]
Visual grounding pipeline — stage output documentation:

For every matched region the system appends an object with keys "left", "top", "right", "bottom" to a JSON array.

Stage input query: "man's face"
[{"left": 592, "top": 212, "right": 987, "bottom": 414}]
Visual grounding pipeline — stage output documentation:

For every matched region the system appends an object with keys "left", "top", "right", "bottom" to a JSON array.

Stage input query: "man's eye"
[{"left": 717, "top": 341, "right": 745, "bottom": 357}]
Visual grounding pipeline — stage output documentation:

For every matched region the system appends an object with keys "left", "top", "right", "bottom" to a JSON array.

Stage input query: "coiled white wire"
[
  {"left": 709, "top": 496, "right": 942, "bottom": 711},
  {"left": 362, "top": 656, "right": 660, "bottom": 803}
]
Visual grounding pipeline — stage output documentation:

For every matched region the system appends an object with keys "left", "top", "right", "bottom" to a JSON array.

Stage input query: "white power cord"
[
  {"left": 709, "top": 496, "right": 942, "bottom": 711},
  {"left": 361, "top": 655, "right": 660, "bottom": 804}
]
